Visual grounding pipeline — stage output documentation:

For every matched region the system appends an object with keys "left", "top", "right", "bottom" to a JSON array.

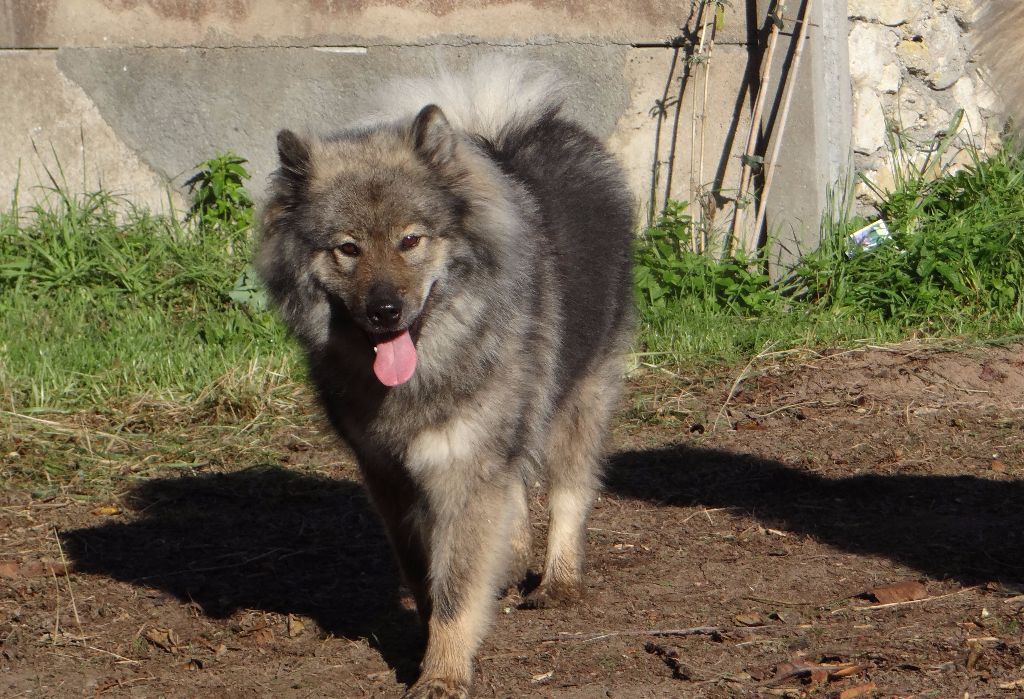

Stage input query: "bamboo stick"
[
  {"left": 729, "top": 0, "right": 785, "bottom": 256},
  {"left": 695, "top": 2, "right": 719, "bottom": 253},
  {"left": 751, "top": 0, "right": 815, "bottom": 250},
  {"left": 690, "top": 0, "right": 710, "bottom": 249}
]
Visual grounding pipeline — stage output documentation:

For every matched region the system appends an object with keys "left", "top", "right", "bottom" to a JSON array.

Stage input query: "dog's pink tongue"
[{"left": 373, "top": 330, "right": 417, "bottom": 386}]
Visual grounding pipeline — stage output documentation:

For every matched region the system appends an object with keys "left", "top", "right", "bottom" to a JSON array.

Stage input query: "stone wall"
[{"left": 848, "top": 0, "right": 1001, "bottom": 202}]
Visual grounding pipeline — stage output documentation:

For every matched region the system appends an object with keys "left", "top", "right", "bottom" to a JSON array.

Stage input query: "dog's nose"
[
  {"left": 368, "top": 301, "right": 401, "bottom": 327},
  {"left": 366, "top": 286, "right": 403, "bottom": 329}
]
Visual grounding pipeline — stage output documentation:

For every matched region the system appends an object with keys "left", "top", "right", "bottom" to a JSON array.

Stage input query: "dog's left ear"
[
  {"left": 277, "top": 129, "right": 311, "bottom": 177},
  {"left": 412, "top": 104, "right": 456, "bottom": 168}
]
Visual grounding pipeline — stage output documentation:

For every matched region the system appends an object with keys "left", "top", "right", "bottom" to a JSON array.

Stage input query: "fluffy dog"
[{"left": 256, "top": 58, "right": 634, "bottom": 698}]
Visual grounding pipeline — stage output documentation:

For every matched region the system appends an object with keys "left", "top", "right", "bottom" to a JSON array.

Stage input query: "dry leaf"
[
  {"left": 773, "top": 661, "right": 799, "bottom": 676},
  {"left": 839, "top": 681, "right": 878, "bottom": 699},
  {"left": 807, "top": 668, "right": 829, "bottom": 686},
  {"left": 2, "top": 559, "right": 68, "bottom": 578},
  {"left": 250, "top": 627, "right": 274, "bottom": 646},
  {"left": 966, "top": 639, "right": 985, "bottom": 671},
  {"left": 144, "top": 627, "right": 181, "bottom": 653},
  {"left": 831, "top": 663, "right": 865, "bottom": 678},
  {"left": 531, "top": 670, "right": 554, "bottom": 684},
  {"left": 735, "top": 612, "right": 764, "bottom": 627},
  {"left": 91, "top": 505, "right": 121, "bottom": 516},
  {"left": 287, "top": 615, "right": 306, "bottom": 638},
  {"left": 769, "top": 660, "right": 863, "bottom": 687},
  {"left": 44, "top": 560, "right": 69, "bottom": 576},
  {"left": 866, "top": 580, "right": 927, "bottom": 605},
  {"left": 999, "top": 678, "right": 1024, "bottom": 690}
]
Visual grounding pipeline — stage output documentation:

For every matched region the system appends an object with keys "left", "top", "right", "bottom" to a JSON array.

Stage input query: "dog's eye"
[
  {"left": 338, "top": 242, "right": 360, "bottom": 257},
  {"left": 399, "top": 234, "right": 422, "bottom": 251}
]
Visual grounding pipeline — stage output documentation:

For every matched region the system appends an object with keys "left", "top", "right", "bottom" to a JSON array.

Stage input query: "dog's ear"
[
  {"left": 412, "top": 105, "right": 456, "bottom": 167},
  {"left": 277, "top": 129, "right": 311, "bottom": 178}
]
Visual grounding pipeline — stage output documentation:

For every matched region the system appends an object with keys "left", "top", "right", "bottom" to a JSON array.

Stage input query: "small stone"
[
  {"left": 848, "top": 23, "right": 902, "bottom": 92},
  {"left": 852, "top": 86, "right": 887, "bottom": 155}
]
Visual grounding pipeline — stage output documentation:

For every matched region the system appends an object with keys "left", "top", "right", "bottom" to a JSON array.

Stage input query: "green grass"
[
  {"left": 2, "top": 141, "right": 1024, "bottom": 496},
  {"left": 3, "top": 140, "right": 1024, "bottom": 414},
  {"left": 635, "top": 142, "right": 1024, "bottom": 364},
  {"left": 0, "top": 184, "right": 298, "bottom": 412}
]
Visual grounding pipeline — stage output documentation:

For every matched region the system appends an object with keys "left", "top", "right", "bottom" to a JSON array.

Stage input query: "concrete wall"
[{"left": 2, "top": 0, "right": 856, "bottom": 270}]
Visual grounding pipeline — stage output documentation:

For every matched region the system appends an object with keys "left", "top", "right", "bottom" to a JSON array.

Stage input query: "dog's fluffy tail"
[
  {"left": 364, "top": 55, "right": 565, "bottom": 141},
  {"left": 976, "top": 0, "right": 1024, "bottom": 130}
]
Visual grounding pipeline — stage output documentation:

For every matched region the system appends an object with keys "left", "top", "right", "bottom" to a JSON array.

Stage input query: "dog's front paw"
[
  {"left": 402, "top": 677, "right": 470, "bottom": 699},
  {"left": 519, "top": 579, "right": 582, "bottom": 609}
]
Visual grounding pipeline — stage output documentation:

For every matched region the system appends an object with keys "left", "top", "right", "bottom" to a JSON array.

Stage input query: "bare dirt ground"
[{"left": 3, "top": 341, "right": 1024, "bottom": 698}]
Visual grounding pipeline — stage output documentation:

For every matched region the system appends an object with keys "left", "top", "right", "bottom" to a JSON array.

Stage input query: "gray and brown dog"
[{"left": 257, "top": 58, "right": 634, "bottom": 698}]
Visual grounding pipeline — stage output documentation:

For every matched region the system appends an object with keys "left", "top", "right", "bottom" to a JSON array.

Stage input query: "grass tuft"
[{"left": 0, "top": 173, "right": 297, "bottom": 412}]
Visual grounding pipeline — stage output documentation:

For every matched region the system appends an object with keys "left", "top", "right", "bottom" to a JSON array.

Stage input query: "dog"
[
  {"left": 256, "top": 57, "right": 635, "bottom": 698},
  {"left": 977, "top": 0, "right": 1024, "bottom": 129}
]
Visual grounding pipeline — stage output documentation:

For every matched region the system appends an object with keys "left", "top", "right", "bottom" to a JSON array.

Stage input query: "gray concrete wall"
[{"left": 1, "top": 0, "right": 856, "bottom": 272}]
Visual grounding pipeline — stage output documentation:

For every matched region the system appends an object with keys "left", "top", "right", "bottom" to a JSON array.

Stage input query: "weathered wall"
[
  {"left": 2, "top": 0, "right": 855, "bottom": 268},
  {"left": 1, "top": 0, "right": 738, "bottom": 47},
  {"left": 848, "top": 0, "right": 1000, "bottom": 203}
]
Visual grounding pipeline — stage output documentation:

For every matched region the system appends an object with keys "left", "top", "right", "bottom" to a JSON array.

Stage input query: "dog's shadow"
[
  {"left": 606, "top": 443, "right": 1024, "bottom": 584},
  {"left": 63, "top": 445, "right": 1024, "bottom": 684},
  {"left": 61, "top": 465, "right": 422, "bottom": 683}
]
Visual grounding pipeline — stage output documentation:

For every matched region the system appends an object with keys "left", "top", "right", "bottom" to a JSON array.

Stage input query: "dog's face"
[{"left": 270, "top": 106, "right": 463, "bottom": 385}]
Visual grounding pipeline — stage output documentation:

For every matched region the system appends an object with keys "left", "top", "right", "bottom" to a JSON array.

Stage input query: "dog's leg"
[
  {"left": 361, "top": 463, "right": 431, "bottom": 621},
  {"left": 403, "top": 473, "right": 520, "bottom": 699},
  {"left": 504, "top": 475, "right": 531, "bottom": 594},
  {"left": 523, "top": 359, "right": 622, "bottom": 609}
]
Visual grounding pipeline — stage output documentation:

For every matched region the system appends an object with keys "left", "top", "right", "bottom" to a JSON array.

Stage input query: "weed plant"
[{"left": 636, "top": 142, "right": 1024, "bottom": 363}]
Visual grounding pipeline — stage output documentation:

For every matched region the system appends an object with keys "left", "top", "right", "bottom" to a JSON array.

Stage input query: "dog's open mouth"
[
  {"left": 370, "top": 328, "right": 417, "bottom": 387},
  {"left": 364, "top": 284, "right": 436, "bottom": 388}
]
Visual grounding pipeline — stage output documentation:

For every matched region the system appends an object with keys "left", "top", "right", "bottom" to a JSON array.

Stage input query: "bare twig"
[
  {"left": 689, "top": 0, "right": 709, "bottom": 217},
  {"left": 47, "top": 561, "right": 62, "bottom": 643},
  {"left": 763, "top": 661, "right": 867, "bottom": 687},
  {"left": 132, "top": 547, "right": 287, "bottom": 581},
  {"left": 82, "top": 644, "right": 142, "bottom": 665},
  {"left": 531, "top": 625, "right": 767, "bottom": 644},
  {"left": 712, "top": 341, "right": 778, "bottom": 432},
  {"left": 748, "top": 400, "right": 815, "bottom": 419},
  {"left": 697, "top": 5, "right": 718, "bottom": 225},
  {"left": 831, "top": 586, "right": 979, "bottom": 614},
  {"left": 690, "top": 0, "right": 719, "bottom": 246},
  {"left": 52, "top": 526, "right": 81, "bottom": 630},
  {"left": 681, "top": 507, "right": 734, "bottom": 524}
]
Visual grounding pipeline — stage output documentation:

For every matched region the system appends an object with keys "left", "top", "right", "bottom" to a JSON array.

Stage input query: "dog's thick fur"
[
  {"left": 256, "top": 58, "right": 634, "bottom": 698},
  {"left": 977, "top": 0, "right": 1024, "bottom": 129}
]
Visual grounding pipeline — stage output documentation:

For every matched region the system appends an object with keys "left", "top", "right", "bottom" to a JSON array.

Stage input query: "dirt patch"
[{"left": 3, "top": 342, "right": 1024, "bottom": 697}]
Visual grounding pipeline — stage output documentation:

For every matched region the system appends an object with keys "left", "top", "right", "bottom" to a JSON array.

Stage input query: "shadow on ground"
[
  {"left": 61, "top": 465, "right": 422, "bottom": 683},
  {"left": 606, "top": 443, "right": 1024, "bottom": 584},
  {"left": 62, "top": 446, "right": 1024, "bottom": 681}
]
